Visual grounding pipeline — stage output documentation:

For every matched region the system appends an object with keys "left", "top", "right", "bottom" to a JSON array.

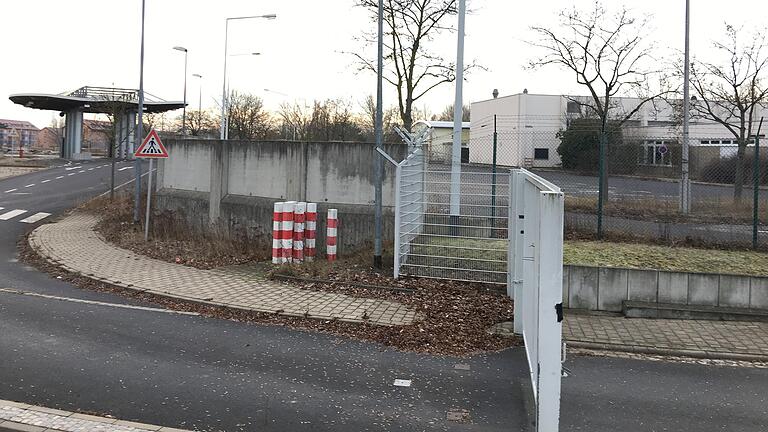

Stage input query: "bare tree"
[
  {"left": 353, "top": 0, "right": 480, "bottom": 132},
  {"left": 529, "top": 2, "right": 669, "bottom": 130},
  {"left": 434, "top": 103, "right": 470, "bottom": 121},
  {"left": 279, "top": 102, "right": 312, "bottom": 140},
  {"left": 528, "top": 1, "right": 670, "bottom": 203},
  {"left": 226, "top": 91, "right": 274, "bottom": 140},
  {"left": 359, "top": 95, "right": 400, "bottom": 142},
  {"left": 185, "top": 109, "right": 219, "bottom": 137},
  {"left": 689, "top": 24, "right": 768, "bottom": 200}
]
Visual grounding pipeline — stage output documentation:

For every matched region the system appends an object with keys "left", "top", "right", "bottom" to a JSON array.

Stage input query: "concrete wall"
[
  {"left": 156, "top": 139, "right": 407, "bottom": 253},
  {"left": 564, "top": 264, "right": 768, "bottom": 312}
]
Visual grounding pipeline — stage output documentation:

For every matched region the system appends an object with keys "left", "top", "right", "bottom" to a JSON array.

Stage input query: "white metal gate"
[{"left": 509, "top": 168, "right": 564, "bottom": 432}]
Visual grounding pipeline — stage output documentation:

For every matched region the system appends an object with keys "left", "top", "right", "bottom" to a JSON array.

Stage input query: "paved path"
[
  {"left": 0, "top": 399, "right": 189, "bottom": 432},
  {"left": 29, "top": 213, "right": 417, "bottom": 327},
  {"left": 564, "top": 314, "right": 768, "bottom": 359}
]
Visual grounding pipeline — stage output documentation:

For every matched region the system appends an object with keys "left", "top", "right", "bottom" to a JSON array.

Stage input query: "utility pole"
[
  {"left": 373, "top": 0, "right": 384, "bottom": 269},
  {"left": 450, "top": 0, "right": 466, "bottom": 229},
  {"left": 133, "top": 0, "right": 146, "bottom": 224},
  {"left": 680, "top": 0, "right": 691, "bottom": 213}
]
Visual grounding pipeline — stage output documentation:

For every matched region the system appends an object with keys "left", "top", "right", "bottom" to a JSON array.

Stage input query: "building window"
[
  {"left": 534, "top": 148, "right": 549, "bottom": 160},
  {"left": 640, "top": 140, "right": 672, "bottom": 166},
  {"left": 566, "top": 101, "right": 581, "bottom": 114}
]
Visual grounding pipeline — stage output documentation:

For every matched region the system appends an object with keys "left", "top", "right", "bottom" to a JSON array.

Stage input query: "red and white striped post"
[
  {"left": 305, "top": 203, "right": 317, "bottom": 261},
  {"left": 281, "top": 201, "right": 296, "bottom": 263},
  {"left": 272, "top": 201, "right": 283, "bottom": 264},
  {"left": 293, "top": 202, "right": 306, "bottom": 263},
  {"left": 326, "top": 208, "right": 338, "bottom": 261}
]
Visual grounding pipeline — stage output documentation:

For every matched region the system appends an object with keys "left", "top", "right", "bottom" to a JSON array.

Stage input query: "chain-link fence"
[{"left": 422, "top": 114, "right": 768, "bottom": 249}]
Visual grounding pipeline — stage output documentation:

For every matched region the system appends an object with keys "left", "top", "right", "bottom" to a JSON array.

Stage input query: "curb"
[{"left": 567, "top": 340, "right": 768, "bottom": 362}]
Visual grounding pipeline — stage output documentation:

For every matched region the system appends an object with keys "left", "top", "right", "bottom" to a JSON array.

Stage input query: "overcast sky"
[{"left": 1, "top": 0, "right": 764, "bottom": 128}]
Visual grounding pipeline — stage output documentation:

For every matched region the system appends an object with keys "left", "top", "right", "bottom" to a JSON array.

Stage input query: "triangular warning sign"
[{"left": 135, "top": 129, "right": 168, "bottom": 158}]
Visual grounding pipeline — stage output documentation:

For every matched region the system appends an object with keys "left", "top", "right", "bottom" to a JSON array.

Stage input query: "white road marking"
[
  {"left": 19, "top": 212, "right": 51, "bottom": 224},
  {"left": 88, "top": 168, "right": 94, "bottom": 171},
  {"left": 3, "top": 189, "right": 17, "bottom": 193},
  {"left": 64, "top": 166, "right": 81, "bottom": 171},
  {"left": 0, "top": 209, "right": 28, "bottom": 220},
  {"left": 393, "top": 379, "right": 412, "bottom": 387},
  {"left": 24, "top": 184, "right": 35, "bottom": 188},
  {"left": 78, "top": 170, "right": 85, "bottom": 173},
  {"left": 118, "top": 166, "right": 132, "bottom": 171},
  {"left": 41, "top": 179, "right": 51, "bottom": 183},
  {"left": 96, "top": 169, "right": 153, "bottom": 198},
  {"left": 55, "top": 176, "right": 64, "bottom": 179},
  {"left": 67, "top": 173, "right": 76, "bottom": 176},
  {"left": 0, "top": 288, "right": 200, "bottom": 316}
]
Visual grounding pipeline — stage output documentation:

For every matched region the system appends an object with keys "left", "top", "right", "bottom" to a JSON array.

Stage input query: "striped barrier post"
[
  {"left": 293, "top": 202, "right": 306, "bottom": 263},
  {"left": 327, "top": 208, "right": 337, "bottom": 261},
  {"left": 281, "top": 201, "right": 296, "bottom": 263},
  {"left": 272, "top": 201, "right": 284, "bottom": 264},
  {"left": 305, "top": 203, "right": 317, "bottom": 261}
]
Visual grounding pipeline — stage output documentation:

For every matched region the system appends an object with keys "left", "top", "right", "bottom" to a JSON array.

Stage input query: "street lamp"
[
  {"left": 221, "top": 13, "right": 276, "bottom": 140},
  {"left": 192, "top": 73, "right": 202, "bottom": 136},
  {"left": 173, "top": 46, "right": 188, "bottom": 135}
]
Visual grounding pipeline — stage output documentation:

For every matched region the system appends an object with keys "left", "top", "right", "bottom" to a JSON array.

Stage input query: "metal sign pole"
[{"left": 144, "top": 158, "right": 153, "bottom": 241}]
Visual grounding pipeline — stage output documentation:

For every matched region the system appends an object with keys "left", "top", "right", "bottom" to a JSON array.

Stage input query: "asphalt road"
[{"left": 1, "top": 161, "right": 767, "bottom": 431}]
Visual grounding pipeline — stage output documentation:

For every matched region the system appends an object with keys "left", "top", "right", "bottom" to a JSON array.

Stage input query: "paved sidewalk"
[
  {"left": 564, "top": 314, "right": 768, "bottom": 360},
  {"left": 29, "top": 213, "right": 417, "bottom": 326},
  {"left": 0, "top": 399, "right": 189, "bottom": 432}
]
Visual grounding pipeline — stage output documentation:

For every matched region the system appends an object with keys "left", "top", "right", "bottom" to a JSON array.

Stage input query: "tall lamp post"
[
  {"left": 220, "top": 14, "right": 276, "bottom": 140},
  {"left": 173, "top": 46, "right": 188, "bottom": 135},
  {"left": 192, "top": 73, "right": 202, "bottom": 135}
]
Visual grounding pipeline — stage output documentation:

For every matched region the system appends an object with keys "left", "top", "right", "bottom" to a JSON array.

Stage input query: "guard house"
[{"left": 9, "top": 86, "right": 184, "bottom": 160}]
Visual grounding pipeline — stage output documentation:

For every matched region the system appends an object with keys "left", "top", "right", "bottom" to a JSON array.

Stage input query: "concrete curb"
[
  {"left": 567, "top": 340, "right": 768, "bottom": 362},
  {"left": 0, "top": 399, "right": 191, "bottom": 431}
]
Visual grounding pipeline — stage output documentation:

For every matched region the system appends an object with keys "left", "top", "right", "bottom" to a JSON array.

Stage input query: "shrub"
[
  {"left": 556, "top": 118, "right": 637, "bottom": 174},
  {"left": 700, "top": 153, "right": 768, "bottom": 185}
]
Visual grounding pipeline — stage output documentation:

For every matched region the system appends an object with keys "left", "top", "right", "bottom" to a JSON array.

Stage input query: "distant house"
[
  {"left": 412, "top": 120, "right": 470, "bottom": 163},
  {"left": 36, "top": 127, "right": 63, "bottom": 152},
  {"left": 82, "top": 119, "right": 112, "bottom": 156},
  {"left": 470, "top": 92, "right": 767, "bottom": 175},
  {"left": 0, "top": 119, "right": 39, "bottom": 150}
]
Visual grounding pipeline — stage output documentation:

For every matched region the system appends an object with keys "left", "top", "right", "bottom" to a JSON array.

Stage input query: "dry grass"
[
  {"left": 566, "top": 195, "right": 766, "bottom": 225},
  {"left": 80, "top": 193, "right": 270, "bottom": 269},
  {"left": 564, "top": 240, "right": 768, "bottom": 276}
]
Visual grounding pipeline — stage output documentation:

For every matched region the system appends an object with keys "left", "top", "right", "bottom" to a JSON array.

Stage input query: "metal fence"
[
  {"left": 459, "top": 115, "right": 768, "bottom": 249},
  {"left": 394, "top": 143, "right": 510, "bottom": 284},
  {"left": 508, "top": 168, "right": 564, "bottom": 432}
]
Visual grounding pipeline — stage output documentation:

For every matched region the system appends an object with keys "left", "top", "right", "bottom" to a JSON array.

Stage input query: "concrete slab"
[
  {"left": 597, "top": 267, "right": 629, "bottom": 312},
  {"left": 562, "top": 265, "right": 570, "bottom": 308},
  {"left": 627, "top": 269, "right": 659, "bottom": 303},
  {"left": 718, "top": 275, "right": 751, "bottom": 308},
  {"left": 688, "top": 273, "right": 719, "bottom": 306},
  {"left": 568, "top": 266, "right": 598, "bottom": 310},
  {"left": 658, "top": 271, "right": 688, "bottom": 304},
  {"left": 750, "top": 277, "right": 768, "bottom": 309}
]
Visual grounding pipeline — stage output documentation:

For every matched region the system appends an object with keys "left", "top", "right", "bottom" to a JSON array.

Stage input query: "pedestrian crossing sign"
[{"left": 134, "top": 128, "right": 168, "bottom": 158}]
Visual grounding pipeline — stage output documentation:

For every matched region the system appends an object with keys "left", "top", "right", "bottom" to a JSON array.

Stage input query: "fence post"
[
  {"left": 754, "top": 118, "right": 764, "bottom": 249},
  {"left": 491, "top": 115, "right": 498, "bottom": 225},
  {"left": 597, "top": 131, "right": 606, "bottom": 239},
  {"left": 393, "top": 163, "right": 402, "bottom": 279}
]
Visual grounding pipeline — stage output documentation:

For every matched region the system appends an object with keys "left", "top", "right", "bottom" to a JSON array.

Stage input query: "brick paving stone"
[
  {"left": 563, "top": 315, "right": 768, "bottom": 357},
  {"left": 29, "top": 213, "right": 417, "bottom": 327}
]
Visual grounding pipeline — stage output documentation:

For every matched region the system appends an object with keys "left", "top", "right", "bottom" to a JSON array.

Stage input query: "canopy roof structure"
[{"left": 9, "top": 86, "right": 184, "bottom": 114}]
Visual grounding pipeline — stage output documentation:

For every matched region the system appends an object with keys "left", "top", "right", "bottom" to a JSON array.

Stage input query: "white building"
[
  {"left": 412, "top": 120, "right": 470, "bottom": 164},
  {"left": 469, "top": 91, "right": 767, "bottom": 172}
]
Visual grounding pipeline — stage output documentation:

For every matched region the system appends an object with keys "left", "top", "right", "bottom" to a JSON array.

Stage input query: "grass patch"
[
  {"left": 407, "top": 235, "right": 768, "bottom": 277},
  {"left": 564, "top": 241, "right": 768, "bottom": 276}
]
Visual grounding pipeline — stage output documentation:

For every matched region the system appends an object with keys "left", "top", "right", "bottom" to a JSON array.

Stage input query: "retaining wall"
[
  {"left": 156, "top": 139, "right": 406, "bottom": 253},
  {"left": 564, "top": 264, "right": 768, "bottom": 312}
]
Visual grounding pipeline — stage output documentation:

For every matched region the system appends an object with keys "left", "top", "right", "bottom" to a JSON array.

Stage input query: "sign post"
[{"left": 134, "top": 128, "right": 169, "bottom": 241}]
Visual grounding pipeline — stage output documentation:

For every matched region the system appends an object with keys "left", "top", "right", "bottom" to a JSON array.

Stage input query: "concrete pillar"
[
  {"left": 127, "top": 111, "right": 137, "bottom": 159},
  {"left": 63, "top": 109, "right": 83, "bottom": 159},
  {"left": 208, "top": 140, "right": 230, "bottom": 224}
]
